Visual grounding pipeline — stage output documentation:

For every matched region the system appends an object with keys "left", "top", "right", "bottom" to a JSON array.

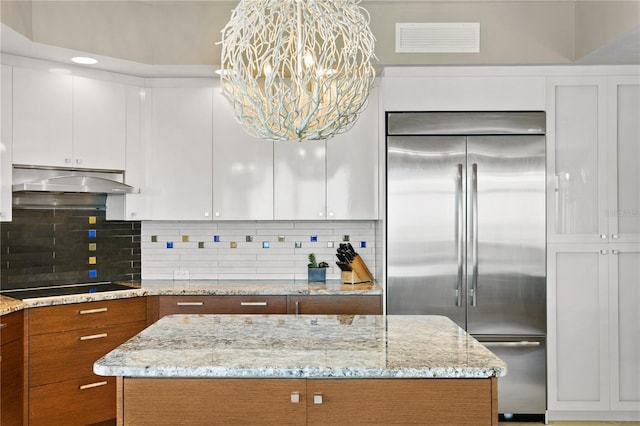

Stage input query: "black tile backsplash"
[{"left": 0, "top": 209, "right": 141, "bottom": 291}]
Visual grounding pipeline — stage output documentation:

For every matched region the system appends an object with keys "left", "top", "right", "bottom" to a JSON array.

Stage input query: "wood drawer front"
[
  {"left": 0, "top": 309, "right": 24, "bottom": 344},
  {"left": 1, "top": 338, "right": 24, "bottom": 426},
  {"left": 29, "top": 376, "right": 116, "bottom": 426},
  {"left": 29, "top": 297, "right": 147, "bottom": 335},
  {"left": 287, "top": 295, "right": 382, "bottom": 315},
  {"left": 158, "top": 295, "right": 287, "bottom": 317},
  {"left": 122, "top": 378, "right": 306, "bottom": 425},
  {"left": 30, "top": 320, "right": 146, "bottom": 387}
]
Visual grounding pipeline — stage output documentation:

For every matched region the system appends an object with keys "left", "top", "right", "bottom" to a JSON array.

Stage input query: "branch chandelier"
[{"left": 220, "top": 0, "right": 377, "bottom": 141}]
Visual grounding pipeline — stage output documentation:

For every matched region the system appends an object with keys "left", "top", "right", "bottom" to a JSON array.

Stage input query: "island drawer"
[
  {"left": 287, "top": 295, "right": 382, "bottom": 315},
  {"left": 158, "top": 295, "right": 287, "bottom": 317},
  {"left": 29, "top": 375, "right": 116, "bottom": 426},
  {"left": 29, "top": 320, "right": 146, "bottom": 387},
  {"left": 28, "top": 297, "right": 147, "bottom": 335},
  {"left": 0, "top": 309, "right": 23, "bottom": 344}
]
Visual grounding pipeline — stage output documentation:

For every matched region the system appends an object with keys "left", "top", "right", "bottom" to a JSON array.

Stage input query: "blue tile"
[
  {"left": 310, "top": 235, "right": 318, "bottom": 242},
  {"left": 88, "top": 229, "right": 97, "bottom": 238},
  {"left": 89, "top": 269, "right": 97, "bottom": 278},
  {"left": 360, "top": 241, "right": 366, "bottom": 248},
  {"left": 262, "top": 241, "right": 270, "bottom": 249},
  {"left": 166, "top": 242, "right": 173, "bottom": 249},
  {"left": 214, "top": 235, "right": 220, "bottom": 242}
]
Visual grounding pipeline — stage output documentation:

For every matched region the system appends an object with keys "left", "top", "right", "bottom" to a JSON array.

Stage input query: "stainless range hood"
[{"left": 12, "top": 167, "right": 138, "bottom": 194}]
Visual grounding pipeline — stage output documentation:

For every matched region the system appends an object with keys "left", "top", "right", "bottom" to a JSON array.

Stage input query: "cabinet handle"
[
  {"left": 75, "top": 158, "right": 82, "bottom": 165},
  {"left": 600, "top": 234, "right": 607, "bottom": 239},
  {"left": 79, "top": 381, "right": 108, "bottom": 390},
  {"left": 64, "top": 158, "right": 72, "bottom": 164},
  {"left": 600, "top": 249, "right": 608, "bottom": 255},
  {"left": 176, "top": 302, "right": 204, "bottom": 306},
  {"left": 79, "top": 307, "right": 108, "bottom": 315},
  {"left": 0, "top": 323, "right": 7, "bottom": 329},
  {"left": 612, "top": 234, "right": 619, "bottom": 239},
  {"left": 313, "top": 393, "right": 323, "bottom": 405},
  {"left": 612, "top": 250, "right": 619, "bottom": 255},
  {"left": 79, "top": 333, "right": 108, "bottom": 341},
  {"left": 295, "top": 301, "right": 300, "bottom": 315},
  {"left": 290, "top": 392, "right": 301, "bottom": 403},
  {"left": 240, "top": 302, "right": 267, "bottom": 306}
]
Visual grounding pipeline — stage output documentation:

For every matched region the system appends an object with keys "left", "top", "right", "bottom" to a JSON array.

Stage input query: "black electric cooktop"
[{"left": 0, "top": 282, "right": 138, "bottom": 300}]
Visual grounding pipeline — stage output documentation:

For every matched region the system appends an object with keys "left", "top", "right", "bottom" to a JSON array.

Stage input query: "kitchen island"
[{"left": 95, "top": 314, "right": 506, "bottom": 425}]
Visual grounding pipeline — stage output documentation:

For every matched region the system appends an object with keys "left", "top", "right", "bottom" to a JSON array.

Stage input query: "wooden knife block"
[{"left": 341, "top": 255, "right": 374, "bottom": 284}]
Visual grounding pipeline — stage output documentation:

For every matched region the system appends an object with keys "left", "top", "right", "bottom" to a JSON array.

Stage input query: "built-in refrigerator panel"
[
  {"left": 386, "top": 135, "right": 466, "bottom": 326},
  {"left": 466, "top": 135, "right": 546, "bottom": 336}
]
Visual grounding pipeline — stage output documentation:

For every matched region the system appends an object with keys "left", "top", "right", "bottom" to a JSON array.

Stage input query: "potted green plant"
[{"left": 307, "top": 253, "right": 329, "bottom": 282}]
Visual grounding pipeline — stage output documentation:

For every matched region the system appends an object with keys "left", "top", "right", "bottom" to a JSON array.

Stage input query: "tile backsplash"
[
  {"left": 0, "top": 208, "right": 141, "bottom": 291},
  {"left": 142, "top": 220, "right": 379, "bottom": 281}
]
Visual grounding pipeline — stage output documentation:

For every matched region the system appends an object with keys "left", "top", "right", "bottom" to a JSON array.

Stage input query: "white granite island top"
[{"left": 94, "top": 314, "right": 507, "bottom": 379}]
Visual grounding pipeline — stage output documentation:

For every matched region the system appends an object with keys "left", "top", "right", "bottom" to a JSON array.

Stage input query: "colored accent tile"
[
  {"left": 89, "top": 256, "right": 97, "bottom": 265},
  {"left": 88, "top": 216, "right": 97, "bottom": 224},
  {"left": 246, "top": 235, "right": 253, "bottom": 242},
  {"left": 262, "top": 242, "right": 270, "bottom": 249},
  {"left": 278, "top": 236, "right": 285, "bottom": 242},
  {"left": 230, "top": 242, "right": 237, "bottom": 248},
  {"left": 198, "top": 242, "right": 205, "bottom": 249},
  {"left": 182, "top": 235, "right": 189, "bottom": 242},
  {"left": 151, "top": 235, "right": 158, "bottom": 242},
  {"left": 166, "top": 242, "right": 173, "bottom": 249},
  {"left": 88, "top": 229, "right": 97, "bottom": 238},
  {"left": 214, "top": 235, "right": 220, "bottom": 242},
  {"left": 343, "top": 235, "right": 350, "bottom": 242},
  {"left": 88, "top": 243, "right": 97, "bottom": 251},
  {"left": 327, "top": 241, "right": 334, "bottom": 248},
  {"left": 89, "top": 270, "right": 97, "bottom": 278},
  {"left": 360, "top": 241, "right": 367, "bottom": 248},
  {"left": 310, "top": 235, "right": 318, "bottom": 242},
  {"left": 295, "top": 241, "right": 302, "bottom": 248}
]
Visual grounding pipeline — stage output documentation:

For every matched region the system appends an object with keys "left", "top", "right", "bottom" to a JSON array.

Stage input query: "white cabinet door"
[
  {"left": 274, "top": 140, "right": 326, "bottom": 220},
  {"left": 607, "top": 77, "right": 640, "bottom": 243},
  {"left": 609, "top": 244, "right": 640, "bottom": 411},
  {"left": 72, "top": 76, "right": 126, "bottom": 170},
  {"left": 547, "top": 244, "right": 610, "bottom": 411},
  {"left": 547, "top": 77, "right": 608, "bottom": 243},
  {"left": 12, "top": 67, "right": 73, "bottom": 167},
  {"left": 1, "top": 65, "right": 12, "bottom": 222},
  {"left": 326, "top": 87, "right": 379, "bottom": 220},
  {"left": 144, "top": 86, "right": 213, "bottom": 220},
  {"left": 212, "top": 87, "right": 273, "bottom": 220}
]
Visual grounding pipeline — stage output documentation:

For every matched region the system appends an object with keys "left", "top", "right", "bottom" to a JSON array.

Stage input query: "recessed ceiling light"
[{"left": 71, "top": 56, "right": 98, "bottom": 65}]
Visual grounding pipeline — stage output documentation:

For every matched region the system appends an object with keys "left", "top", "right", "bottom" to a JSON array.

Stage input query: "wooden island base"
[{"left": 117, "top": 376, "right": 498, "bottom": 425}]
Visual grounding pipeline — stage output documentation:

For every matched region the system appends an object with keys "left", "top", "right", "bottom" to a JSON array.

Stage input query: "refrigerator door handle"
[
  {"left": 481, "top": 341, "right": 542, "bottom": 348},
  {"left": 471, "top": 163, "right": 479, "bottom": 306},
  {"left": 456, "top": 163, "right": 464, "bottom": 307}
]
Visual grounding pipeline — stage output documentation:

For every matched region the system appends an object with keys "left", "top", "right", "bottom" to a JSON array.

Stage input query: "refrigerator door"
[
  {"left": 466, "top": 136, "right": 546, "bottom": 335},
  {"left": 387, "top": 135, "right": 467, "bottom": 327}
]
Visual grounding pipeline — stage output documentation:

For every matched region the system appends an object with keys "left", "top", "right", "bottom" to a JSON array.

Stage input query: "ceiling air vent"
[{"left": 395, "top": 23, "right": 480, "bottom": 53}]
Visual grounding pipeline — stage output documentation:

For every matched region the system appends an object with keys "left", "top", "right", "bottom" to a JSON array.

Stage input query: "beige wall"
[{"left": 1, "top": 0, "right": 637, "bottom": 66}]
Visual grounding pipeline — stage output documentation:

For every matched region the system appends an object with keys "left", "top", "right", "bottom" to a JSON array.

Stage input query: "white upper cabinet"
[
  {"left": 212, "top": 87, "right": 274, "bottom": 220},
  {"left": 326, "top": 86, "right": 379, "bottom": 220},
  {"left": 607, "top": 77, "right": 640, "bottom": 243},
  {"left": 1, "top": 65, "right": 13, "bottom": 222},
  {"left": 72, "top": 76, "right": 126, "bottom": 170},
  {"left": 12, "top": 67, "right": 73, "bottom": 167},
  {"left": 547, "top": 75, "right": 639, "bottom": 243},
  {"left": 12, "top": 67, "right": 127, "bottom": 170},
  {"left": 274, "top": 139, "right": 326, "bottom": 220},
  {"left": 144, "top": 85, "right": 213, "bottom": 221}
]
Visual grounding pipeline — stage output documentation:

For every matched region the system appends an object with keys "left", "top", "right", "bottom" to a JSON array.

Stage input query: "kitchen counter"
[
  {"left": 3, "top": 280, "right": 381, "bottom": 308},
  {"left": 0, "top": 295, "right": 25, "bottom": 315},
  {"left": 95, "top": 314, "right": 505, "bottom": 379}
]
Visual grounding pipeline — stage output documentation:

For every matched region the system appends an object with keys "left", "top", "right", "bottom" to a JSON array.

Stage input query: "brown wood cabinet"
[
  {"left": 119, "top": 377, "right": 498, "bottom": 425},
  {"left": 1, "top": 310, "right": 24, "bottom": 426},
  {"left": 157, "top": 295, "right": 288, "bottom": 318},
  {"left": 26, "top": 298, "right": 146, "bottom": 426},
  {"left": 287, "top": 295, "right": 381, "bottom": 315}
]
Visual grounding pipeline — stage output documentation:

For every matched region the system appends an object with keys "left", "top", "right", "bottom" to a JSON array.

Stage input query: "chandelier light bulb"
[{"left": 220, "top": 0, "right": 377, "bottom": 141}]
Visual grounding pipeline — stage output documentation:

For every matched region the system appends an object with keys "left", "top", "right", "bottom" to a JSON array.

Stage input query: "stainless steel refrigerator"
[{"left": 386, "top": 111, "right": 547, "bottom": 419}]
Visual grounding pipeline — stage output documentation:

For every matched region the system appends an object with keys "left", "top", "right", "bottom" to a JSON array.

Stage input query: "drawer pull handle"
[
  {"left": 80, "top": 333, "right": 108, "bottom": 341},
  {"left": 79, "top": 307, "right": 108, "bottom": 315},
  {"left": 79, "top": 381, "right": 108, "bottom": 390},
  {"left": 176, "top": 302, "right": 204, "bottom": 306},
  {"left": 240, "top": 302, "right": 268, "bottom": 306},
  {"left": 0, "top": 323, "right": 6, "bottom": 329}
]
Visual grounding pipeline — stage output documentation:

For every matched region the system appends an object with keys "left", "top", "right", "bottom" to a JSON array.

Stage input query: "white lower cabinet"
[
  {"left": 144, "top": 84, "right": 213, "bottom": 220},
  {"left": 1, "top": 65, "right": 12, "bottom": 222},
  {"left": 548, "top": 243, "right": 640, "bottom": 420}
]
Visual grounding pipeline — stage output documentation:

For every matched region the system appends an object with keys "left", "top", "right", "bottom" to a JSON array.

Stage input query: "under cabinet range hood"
[{"left": 12, "top": 167, "right": 138, "bottom": 194}]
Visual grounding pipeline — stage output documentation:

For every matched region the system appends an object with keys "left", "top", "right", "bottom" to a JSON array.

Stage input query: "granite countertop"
[
  {"left": 1, "top": 280, "right": 381, "bottom": 309},
  {"left": 94, "top": 314, "right": 507, "bottom": 379}
]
